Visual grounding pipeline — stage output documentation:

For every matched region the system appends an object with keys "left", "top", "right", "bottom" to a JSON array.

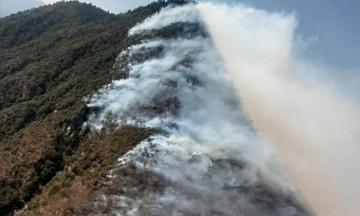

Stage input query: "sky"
[
  {"left": 0, "top": 0, "right": 43, "bottom": 17},
  {"left": 236, "top": 0, "right": 360, "bottom": 71}
]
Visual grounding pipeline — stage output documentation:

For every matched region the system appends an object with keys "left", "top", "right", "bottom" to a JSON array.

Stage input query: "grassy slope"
[{"left": 0, "top": 1, "right": 191, "bottom": 215}]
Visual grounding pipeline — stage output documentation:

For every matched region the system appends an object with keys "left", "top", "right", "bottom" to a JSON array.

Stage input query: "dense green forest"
[{"left": 0, "top": 1, "right": 192, "bottom": 215}]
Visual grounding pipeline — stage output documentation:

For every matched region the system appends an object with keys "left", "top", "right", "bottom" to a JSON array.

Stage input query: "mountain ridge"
[
  {"left": 0, "top": 1, "right": 313, "bottom": 215},
  {"left": 0, "top": 1, "right": 191, "bottom": 215}
]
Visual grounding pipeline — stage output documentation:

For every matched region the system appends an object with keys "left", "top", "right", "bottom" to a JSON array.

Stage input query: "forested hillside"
[{"left": 0, "top": 1, "right": 192, "bottom": 215}]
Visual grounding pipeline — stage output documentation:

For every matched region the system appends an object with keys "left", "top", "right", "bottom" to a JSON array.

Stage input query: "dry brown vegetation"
[
  {"left": 0, "top": 1, "right": 192, "bottom": 215},
  {"left": 15, "top": 126, "right": 154, "bottom": 216}
]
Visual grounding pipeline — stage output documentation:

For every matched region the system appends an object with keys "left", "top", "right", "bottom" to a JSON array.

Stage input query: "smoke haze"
[
  {"left": 197, "top": 3, "right": 360, "bottom": 216},
  {"left": 86, "top": 2, "right": 360, "bottom": 216}
]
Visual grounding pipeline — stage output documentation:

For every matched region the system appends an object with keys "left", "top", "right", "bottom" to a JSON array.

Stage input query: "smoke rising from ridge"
[
  {"left": 85, "top": 2, "right": 359, "bottom": 216},
  {"left": 197, "top": 2, "right": 360, "bottom": 216},
  {"left": 87, "top": 21, "right": 304, "bottom": 215}
]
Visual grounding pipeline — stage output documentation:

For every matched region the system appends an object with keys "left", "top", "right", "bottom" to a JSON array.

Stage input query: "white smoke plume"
[
  {"left": 197, "top": 2, "right": 360, "bottom": 216},
  {"left": 85, "top": 2, "right": 359, "bottom": 216},
  {"left": 88, "top": 30, "right": 300, "bottom": 215},
  {"left": 129, "top": 4, "right": 198, "bottom": 35}
]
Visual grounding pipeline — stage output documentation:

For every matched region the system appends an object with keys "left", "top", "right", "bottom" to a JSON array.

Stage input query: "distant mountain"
[{"left": 0, "top": 0, "right": 44, "bottom": 18}]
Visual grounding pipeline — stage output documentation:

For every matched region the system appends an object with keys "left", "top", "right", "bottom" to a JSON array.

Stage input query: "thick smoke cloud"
[
  {"left": 197, "top": 2, "right": 360, "bottom": 216},
  {"left": 85, "top": 2, "right": 359, "bottom": 216},
  {"left": 87, "top": 4, "right": 309, "bottom": 215}
]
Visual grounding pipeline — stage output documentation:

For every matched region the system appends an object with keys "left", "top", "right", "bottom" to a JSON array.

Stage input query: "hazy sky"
[
  {"left": 0, "top": 0, "right": 43, "bottom": 17},
  {"left": 0, "top": 0, "right": 359, "bottom": 71},
  {"left": 236, "top": 0, "right": 360, "bottom": 72}
]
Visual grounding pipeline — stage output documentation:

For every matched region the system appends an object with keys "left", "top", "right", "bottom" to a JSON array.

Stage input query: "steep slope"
[
  {"left": 1, "top": 1, "right": 314, "bottom": 216},
  {"left": 75, "top": 4, "right": 312, "bottom": 216},
  {"left": 0, "top": 1, "right": 191, "bottom": 215}
]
